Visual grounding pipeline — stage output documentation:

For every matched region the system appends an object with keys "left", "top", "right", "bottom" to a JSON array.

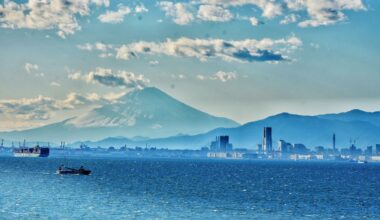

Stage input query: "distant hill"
[
  {"left": 74, "top": 111, "right": 380, "bottom": 150},
  {"left": 318, "top": 109, "right": 380, "bottom": 127},
  {"left": 0, "top": 87, "right": 239, "bottom": 143}
]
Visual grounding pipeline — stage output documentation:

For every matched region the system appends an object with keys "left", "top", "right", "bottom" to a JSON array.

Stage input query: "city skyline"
[{"left": 1, "top": 0, "right": 380, "bottom": 132}]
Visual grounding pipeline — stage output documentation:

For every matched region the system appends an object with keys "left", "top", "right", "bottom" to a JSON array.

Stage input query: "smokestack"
[{"left": 333, "top": 133, "right": 336, "bottom": 151}]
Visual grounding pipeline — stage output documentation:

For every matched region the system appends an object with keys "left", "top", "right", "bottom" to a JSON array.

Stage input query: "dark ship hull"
[{"left": 57, "top": 168, "right": 91, "bottom": 175}]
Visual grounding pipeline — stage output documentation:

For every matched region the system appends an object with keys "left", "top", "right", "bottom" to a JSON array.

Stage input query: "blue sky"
[{"left": 0, "top": 0, "right": 379, "bottom": 131}]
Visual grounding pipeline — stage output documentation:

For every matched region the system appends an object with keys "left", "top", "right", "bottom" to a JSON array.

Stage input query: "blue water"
[{"left": 0, "top": 157, "right": 379, "bottom": 219}]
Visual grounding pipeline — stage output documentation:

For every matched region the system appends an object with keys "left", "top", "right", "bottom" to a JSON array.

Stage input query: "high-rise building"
[
  {"left": 220, "top": 136, "right": 229, "bottom": 151},
  {"left": 263, "top": 127, "right": 272, "bottom": 153},
  {"left": 376, "top": 144, "right": 380, "bottom": 155},
  {"left": 210, "top": 135, "right": 233, "bottom": 152},
  {"left": 278, "top": 140, "right": 288, "bottom": 153}
]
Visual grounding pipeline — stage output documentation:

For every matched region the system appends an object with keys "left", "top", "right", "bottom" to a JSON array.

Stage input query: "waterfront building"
[
  {"left": 257, "top": 144, "right": 263, "bottom": 154},
  {"left": 371, "top": 156, "right": 380, "bottom": 161},
  {"left": 263, "top": 127, "right": 272, "bottom": 153},
  {"left": 278, "top": 140, "right": 290, "bottom": 153},
  {"left": 365, "top": 146, "right": 373, "bottom": 156},
  {"left": 376, "top": 144, "right": 380, "bottom": 155},
  {"left": 207, "top": 152, "right": 243, "bottom": 159},
  {"left": 350, "top": 144, "right": 362, "bottom": 156},
  {"left": 315, "top": 146, "right": 325, "bottom": 154},
  {"left": 290, "top": 154, "right": 312, "bottom": 160},
  {"left": 293, "top": 143, "right": 308, "bottom": 154}
]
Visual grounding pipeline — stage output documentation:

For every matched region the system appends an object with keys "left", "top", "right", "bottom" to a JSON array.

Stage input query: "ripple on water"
[{"left": 0, "top": 158, "right": 380, "bottom": 219}]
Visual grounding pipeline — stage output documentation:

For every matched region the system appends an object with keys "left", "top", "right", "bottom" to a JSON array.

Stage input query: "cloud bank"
[
  {"left": 158, "top": 1, "right": 194, "bottom": 25},
  {"left": 78, "top": 36, "right": 302, "bottom": 63},
  {"left": 69, "top": 68, "right": 149, "bottom": 89},
  {"left": 24, "top": 62, "right": 39, "bottom": 73},
  {"left": 197, "top": 71, "right": 237, "bottom": 82},
  {"left": 98, "top": 4, "right": 131, "bottom": 24},
  {"left": 197, "top": 4, "right": 233, "bottom": 22},
  {"left": 0, "top": 0, "right": 109, "bottom": 38},
  {"left": 0, "top": 92, "right": 115, "bottom": 121},
  {"left": 158, "top": 0, "right": 366, "bottom": 27}
]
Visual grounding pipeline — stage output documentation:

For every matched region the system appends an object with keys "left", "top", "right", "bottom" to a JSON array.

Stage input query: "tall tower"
[
  {"left": 333, "top": 133, "right": 336, "bottom": 151},
  {"left": 219, "top": 136, "right": 229, "bottom": 151},
  {"left": 263, "top": 127, "right": 273, "bottom": 153}
]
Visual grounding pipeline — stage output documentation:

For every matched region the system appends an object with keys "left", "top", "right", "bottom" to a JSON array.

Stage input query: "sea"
[{"left": 0, "top": 156, "right": 379, "bottom": 219}]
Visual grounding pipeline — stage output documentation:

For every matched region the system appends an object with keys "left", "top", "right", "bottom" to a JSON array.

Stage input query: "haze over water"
[{"left": 0, "top": 157, "right": 379, "bottom": 219}]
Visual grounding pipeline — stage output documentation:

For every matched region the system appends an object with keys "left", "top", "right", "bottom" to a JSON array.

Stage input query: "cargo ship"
[{"left": 13, "top": 145, "right": 50, "bottom": 157}]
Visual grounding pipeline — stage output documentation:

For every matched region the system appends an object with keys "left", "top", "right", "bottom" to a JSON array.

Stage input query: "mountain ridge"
[
  {"left": 71, "top": 110, "right": 380, "bottom": 149},
  {"left": 0, "top": 87, "right": 239, "bottom": 142}
]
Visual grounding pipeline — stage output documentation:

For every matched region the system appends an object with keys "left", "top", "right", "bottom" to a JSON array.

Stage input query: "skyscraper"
[
  {"left": 210, "top": 135, "right": 233, "bottom": 152},
  {"left": 278, "top": 140, "right": 288, "bottom": 153},
  {"left": 263, "top": 127, "right": 272, "bottom": 153},
  {"left": 219, "top": 136, "right": 229, "bottom": 151}
]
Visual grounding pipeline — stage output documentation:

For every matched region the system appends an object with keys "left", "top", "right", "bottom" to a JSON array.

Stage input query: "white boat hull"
[{"left": 14, "top": 153, "right": 43, "bottom": 157}]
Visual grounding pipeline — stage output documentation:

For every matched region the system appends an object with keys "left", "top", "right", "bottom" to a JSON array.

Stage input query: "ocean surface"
[{"left": 0, "top": 157, "right": 379, "bottom": 220}]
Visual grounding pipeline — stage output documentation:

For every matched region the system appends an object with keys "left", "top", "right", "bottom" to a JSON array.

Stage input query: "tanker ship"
[{"left": 13, "top": 145, "right": 50, "bottom": 157}]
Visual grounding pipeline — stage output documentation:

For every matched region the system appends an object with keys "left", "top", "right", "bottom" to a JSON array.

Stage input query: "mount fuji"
[{"left": 0, "top": 87, "right": 239, "bottom": 143}]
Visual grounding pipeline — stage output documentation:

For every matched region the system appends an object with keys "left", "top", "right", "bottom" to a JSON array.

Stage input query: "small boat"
[
  {"left": 357, "top": 160, "right": 368, "bottom": 164},
  {"left": 56, "top": 165, "right": 91, "bottom": 175}
]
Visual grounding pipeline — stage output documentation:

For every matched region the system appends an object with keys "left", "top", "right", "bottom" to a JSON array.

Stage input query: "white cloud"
[
  {"left": 77, "top": 42, "right": 112, "bottom": 54},
  {"left": 69, "top": 67, "right": 149, "bottom": 89},
  {"left": 25, "top": 62, "right": 39, "bottom": 73},
  {"left": 68, "top": 72, "right": 82, "bottom": 80},
  {"left": 171, "top": 74, "right": 186, "bottom": 79},
  {"left": 149, "top": 60, "right": 159, "bottom": 65},
  {"left": 95, "top": 42, "right": 110, "bottom": 51},
  {"left": 158, "top": 1, "right": 194, "bottom": 25},
  {"left": 77, "top": 43, "right": 93, "bottom": 51},
  {"left": 199, "top": 0, "right": 283, "bottom": 19},
  {"left": 196, "top": 0, "right": 365, "bottom": 27},
  {"left": 287, "top": 0, "right": 366, "bottom": 27},
  {"left": 310, "top": 42, "right": 320, "bottom": 49},
  {"left": 113, "top": 36, "right": 302, "bottom": 63},
  {"left": 211, "top": 71, "right": 237, "bottom": 82},
  {"left": 50, "top": 82, "right": 61, "bottom": 87},
  {"left": 151, "top": 123, "right": 162, "bottom": 129},
  {"left": 280, "top": 14, "right": 298, "bottom": 25},
  {"left": 197, "top": 4, "right": 233, "bottom": 22},
  {"left": 249, "top": 17, "right": 259, "bottom": 26},
  {"left": 0, "top": 0, "right": 109, "bottom": 38},
  {"left": 98, "top": 4, "right": 131, "bottom": 24},
  {"left": 196, "top": 71, "right": 237, "bottom": 82},
  {"left": 98, "top": 52, "right": 113, "bottom": 58},
  {"left": 91, "top": 0, "right": 110, "bottom": 7},
  {"left": 25, "top": 62, "right": 44, "bottom": 77},
  {"left": 196, "top": 74, "right": 206, "bottom": 80},
  {"left": 135, "top": 4, "right": 148, "bottom": 13},
  {"left": 0, "top": 92, "right": 113, "bottom": 121}
]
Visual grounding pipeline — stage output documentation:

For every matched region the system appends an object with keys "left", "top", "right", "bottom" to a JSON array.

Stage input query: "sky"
[{"left": 0, "top": 0, "right": 379, "bottom": 131}]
